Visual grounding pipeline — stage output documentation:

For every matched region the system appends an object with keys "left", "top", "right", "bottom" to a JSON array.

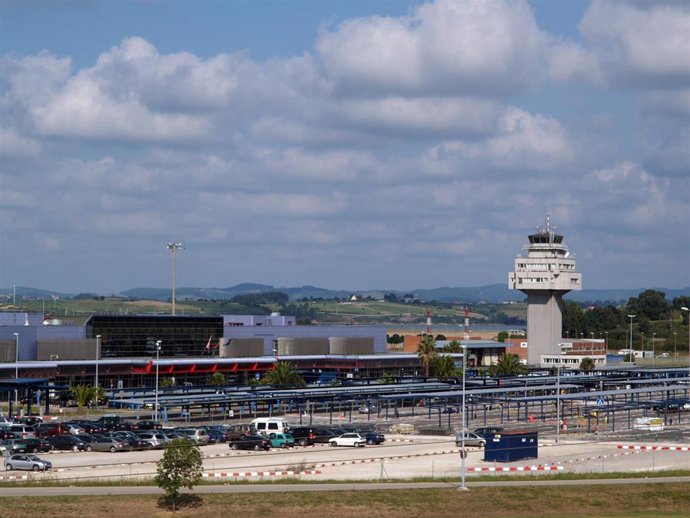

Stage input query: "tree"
[
  {"left": 497, "top": 331, "right": 508, "bottom": 343},
  {"left": 579, "top": 357, "right": 596, "bottom": 372},
  {"left": 442, "top": 339, "right": 462, "bottom": 353},
  {"left": 69, "top": 384, "right": 94, "bottom": 410},
  {"left": 431, "top": 355, "right": 458, "bottom": 381},
  {"left": 206, "top": 372, "right": 226, "bottom": 386},
  {"left": 417, "top": 334, "right": 438, "bottom": 379},
  {"left": 627, "top": 289, "right": 670, "bottom": 321},
  {"left": 489, "top": 353, "right": 527, "bottom": 377},
  {"left": 155, "top": 438, "right": 203, "bottom": 512},
  {"left": 259, "top": 361, "right": 306, "bottom": 388}
]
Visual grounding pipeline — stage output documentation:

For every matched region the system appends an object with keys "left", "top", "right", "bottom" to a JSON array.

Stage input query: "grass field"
[{"left": 1, "top": 483, "right": 689, "bottom": 518}]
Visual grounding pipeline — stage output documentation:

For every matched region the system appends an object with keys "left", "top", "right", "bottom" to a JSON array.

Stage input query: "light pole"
[
  {"left": 556, "top": 359, "right": 561, "bottom": 444},
  {"left": 459, "top": 344, "right": 468, "bottom": 491},
  {"left": 674, "top": 331, "right": 677, "bottom": 358},
  {"left": 652, "top": 333, "right": 656, "bottom": 368},
  {"left": 627, "top": 314, "right": 636, "bottom": 358},
  {"left": 681, "top": 307, "right": 689, "bottom": 379},
  {"left": 641, "top": 332, "right": 645, "bottom": 361},
  {"left": 154, "top": 340, "right": 162, "bottom": 422},
  {"left": 95, "top": 335, "right": 101, "bottom": 389},
  {"left": 166, "top": 242, "right": 185, "bottom": 316},
  {"left": 13, "top": 333, "right": 19, "bottom": 412}
]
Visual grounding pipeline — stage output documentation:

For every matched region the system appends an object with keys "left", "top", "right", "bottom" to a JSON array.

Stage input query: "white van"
[{"left": 250, "top": 418, "right": 290, "bottom": 436}]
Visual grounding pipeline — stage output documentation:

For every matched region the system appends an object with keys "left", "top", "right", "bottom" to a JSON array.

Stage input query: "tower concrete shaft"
[{"left": 508, "top": 216, "right": 582, "bottom": 365}]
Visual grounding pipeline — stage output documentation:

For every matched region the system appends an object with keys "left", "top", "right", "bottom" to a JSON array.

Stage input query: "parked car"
[
  {"left": 36, "top": 422, "right": 70, "bottom": 438},
  {"left": 0, "top": 427, "right": 17, "bottom": 440},
  {"left": 267, "top": 433, "right": 295, "bottom": 448},
  {"left": 0, "top": 439, "right": 28, "bottom": 455},
  {"left": 106, "top": 431, "right": 149, "bottom": 450},
  {"left": 358, "top": 402, "right": 379, "bottom": 414},
  {"left": 135, "top": 431, "right": 169, "bottom": 449},
  {"left": 329, "top": 433, "right": 367, "bottom": 447},
  {"left": 174, "top": 428, "right": 209, "bottom": 445},
  {"left": 355, "top": 429, "right": 385, "bottom": 445},
  {"left": 64, "top": 423, "right": 86, "bottom": 436},
  {"left": 4, "top": 453, "right": 51, "bottom": 472},
  {"left": 21, "top": 437, "right": 53, "bottom": 453},
  {"left": 131, "top": 420, "right": 162, "bottom": 431},
  {"left": 228, "top": 435, "right": 270, "bottom": 451},
  {"left": 69, "top": 421, "right": 105, "bottom": 434},
  {"left": 473, "top": 427, "right": 504, "bottom": 438},
  {"left": 290, "top": 426, "right": 336, "bottom": 446},
  {"left": 15, "top": 416, "right": 43, "bottom": 426},
  {"left": 226, "top": 423, "right": 258, "bottom": 441},
  {"left": 48, "top": 434, "right": 87, "bottom": 451},
  {"left": 80, "top": 434, "right": 128, "bottom": 453},
  {"left": 455, "top": 432, "right": 486, "bottom": 448},
  {"left": 8, "top": 424, "right": 36, "bottom": 440}
]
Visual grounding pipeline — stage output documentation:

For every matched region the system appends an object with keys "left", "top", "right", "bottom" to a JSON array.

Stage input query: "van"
[
  {"left": 250, "top": 418, "right": 290, "bottom": 436},
  {"left": 36, "top": 422, "right": 69, "bottom": 438}
]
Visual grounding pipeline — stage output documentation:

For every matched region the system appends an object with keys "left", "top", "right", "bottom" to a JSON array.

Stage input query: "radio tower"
[{"left": 508, "top": 215, "right": 582, "bottom": 365}]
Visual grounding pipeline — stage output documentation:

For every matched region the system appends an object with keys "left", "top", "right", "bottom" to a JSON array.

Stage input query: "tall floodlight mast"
[
  {"left": 508, "top": 216, "right": 582, "bottom": 365},
  {"left": 166, "top": 242, "right": 185, "bottom": 316}
]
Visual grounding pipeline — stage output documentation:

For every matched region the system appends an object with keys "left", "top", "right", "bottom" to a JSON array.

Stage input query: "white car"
[{"left": 329, "top": 432, "right": 366, "bottom": 447}]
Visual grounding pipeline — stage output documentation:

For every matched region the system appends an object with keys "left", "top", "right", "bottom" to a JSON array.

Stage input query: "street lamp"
[
  {"left": 154, "top": 340, "right": 162, "bottom": 422},
  {"left": 627, "top": 314, "right": 636, "bottom": 357},
  {"left": 681, "top": 307, "right": 689, "bottom": 379},
  {"left": 12, "top": 333, "right": 19, "bottom": 380},
  {"left": 166, "top": 242, "right": 185, "bottom": 316},
  {"left": 556, "top": 359, "right": 561, "bottom": 444},
  {"left": 652, "top": 333, "right": 656, "bottom": 368},
  {"left": 673, "top": 332, "right": 677, "bottom": 358},
  {"left": 95, "top": 335, "right": 101, "bottom": 389},
  {"left": 459, "top": 344, "right": 468, "bottom": 491},
  {"left": 13, "top": 333, "right": 19, "bottom": 412}
]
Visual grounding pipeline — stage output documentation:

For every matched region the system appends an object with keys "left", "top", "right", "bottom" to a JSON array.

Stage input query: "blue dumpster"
[{"left": 483, "top": 429, "right": 538, "bottom": 462}]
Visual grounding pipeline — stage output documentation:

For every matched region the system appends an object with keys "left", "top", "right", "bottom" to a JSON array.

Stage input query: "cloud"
[
  {"left": 579, "top": 0, "right": 690, "bottom": 88},
  {"left": 316, "top": 0, "right": 549, "bottom": 97}
]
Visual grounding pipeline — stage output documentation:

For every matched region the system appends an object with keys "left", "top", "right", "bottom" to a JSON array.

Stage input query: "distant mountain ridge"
[{"left": 2, "top": 284, "right": 689, "bottom": 305}]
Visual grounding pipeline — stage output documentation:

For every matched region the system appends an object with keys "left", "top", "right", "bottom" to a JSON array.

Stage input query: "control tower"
[{"left": 508, "top": 216, "right": 582, "bottom": 365}]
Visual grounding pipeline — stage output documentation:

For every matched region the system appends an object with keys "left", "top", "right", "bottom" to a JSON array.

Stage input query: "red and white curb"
[
  {"left": 617, "top": 444, "right": 690, "bottom": 452},
  {"left": 0, "top": 474, "right": 31, "bottom": 481},
  {"left": 467, "top": 465, "right": 563, "bottom": 472},
  {"left": 202, "top": 469, "right": 321, "bottom": 479}
]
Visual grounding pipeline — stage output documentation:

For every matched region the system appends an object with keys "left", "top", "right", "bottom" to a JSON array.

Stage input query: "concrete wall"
[
  {"left": 329, "top": 336, "right": 374, "bottom": 355},
  {"left": 525, "top": 290, "right": 564, "bottom": 365},
  {"left": 37, "top": 339, "right": 96, "bottom": 361},
  {"left": 220, "top": 338, "right": 264, "bottom": 358}
]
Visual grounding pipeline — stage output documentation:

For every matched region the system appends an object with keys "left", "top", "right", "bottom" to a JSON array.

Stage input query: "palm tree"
[
  {"left": 579, "top": 357, "right": 596, "bottom": 372},
  {"left": 417, "top": 334, "right": 438, "bottom": 379},
  {"left": 69, "top": 384, "right": 94, "bottom": 410},
  {"left": 489, "top": 353, "right": 528, "bottom": 376},
  {"left": 431, "top": 355, "right": 458, "bottom": 381},
  {"left": 442, "top": 339, "right": 462, "bottom": 353},
  {"left": 259, "top": 361, "right": 306, "bottom": 388}
]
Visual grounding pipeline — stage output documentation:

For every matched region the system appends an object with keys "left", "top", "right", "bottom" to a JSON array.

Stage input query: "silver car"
[
  {"left": 4, "top": 453, "right": 52, "bottom": 472},
  {"left": 455, "top": 431, "right": 486, "bottom": 448}
]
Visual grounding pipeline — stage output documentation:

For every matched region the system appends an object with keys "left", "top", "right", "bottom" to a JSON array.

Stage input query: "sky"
[{"left": 0, "top": 0, "right": 688, "bottom": 295}]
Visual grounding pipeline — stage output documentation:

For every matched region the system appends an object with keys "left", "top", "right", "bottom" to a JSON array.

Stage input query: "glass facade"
[{"left": 85, "top": 315, "right": 224, "bottom": 358}]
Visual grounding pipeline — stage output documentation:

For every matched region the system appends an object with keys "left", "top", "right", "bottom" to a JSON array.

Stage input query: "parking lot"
[{"left": 3, "top": 425, "right": 689, "bottom": 483}]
